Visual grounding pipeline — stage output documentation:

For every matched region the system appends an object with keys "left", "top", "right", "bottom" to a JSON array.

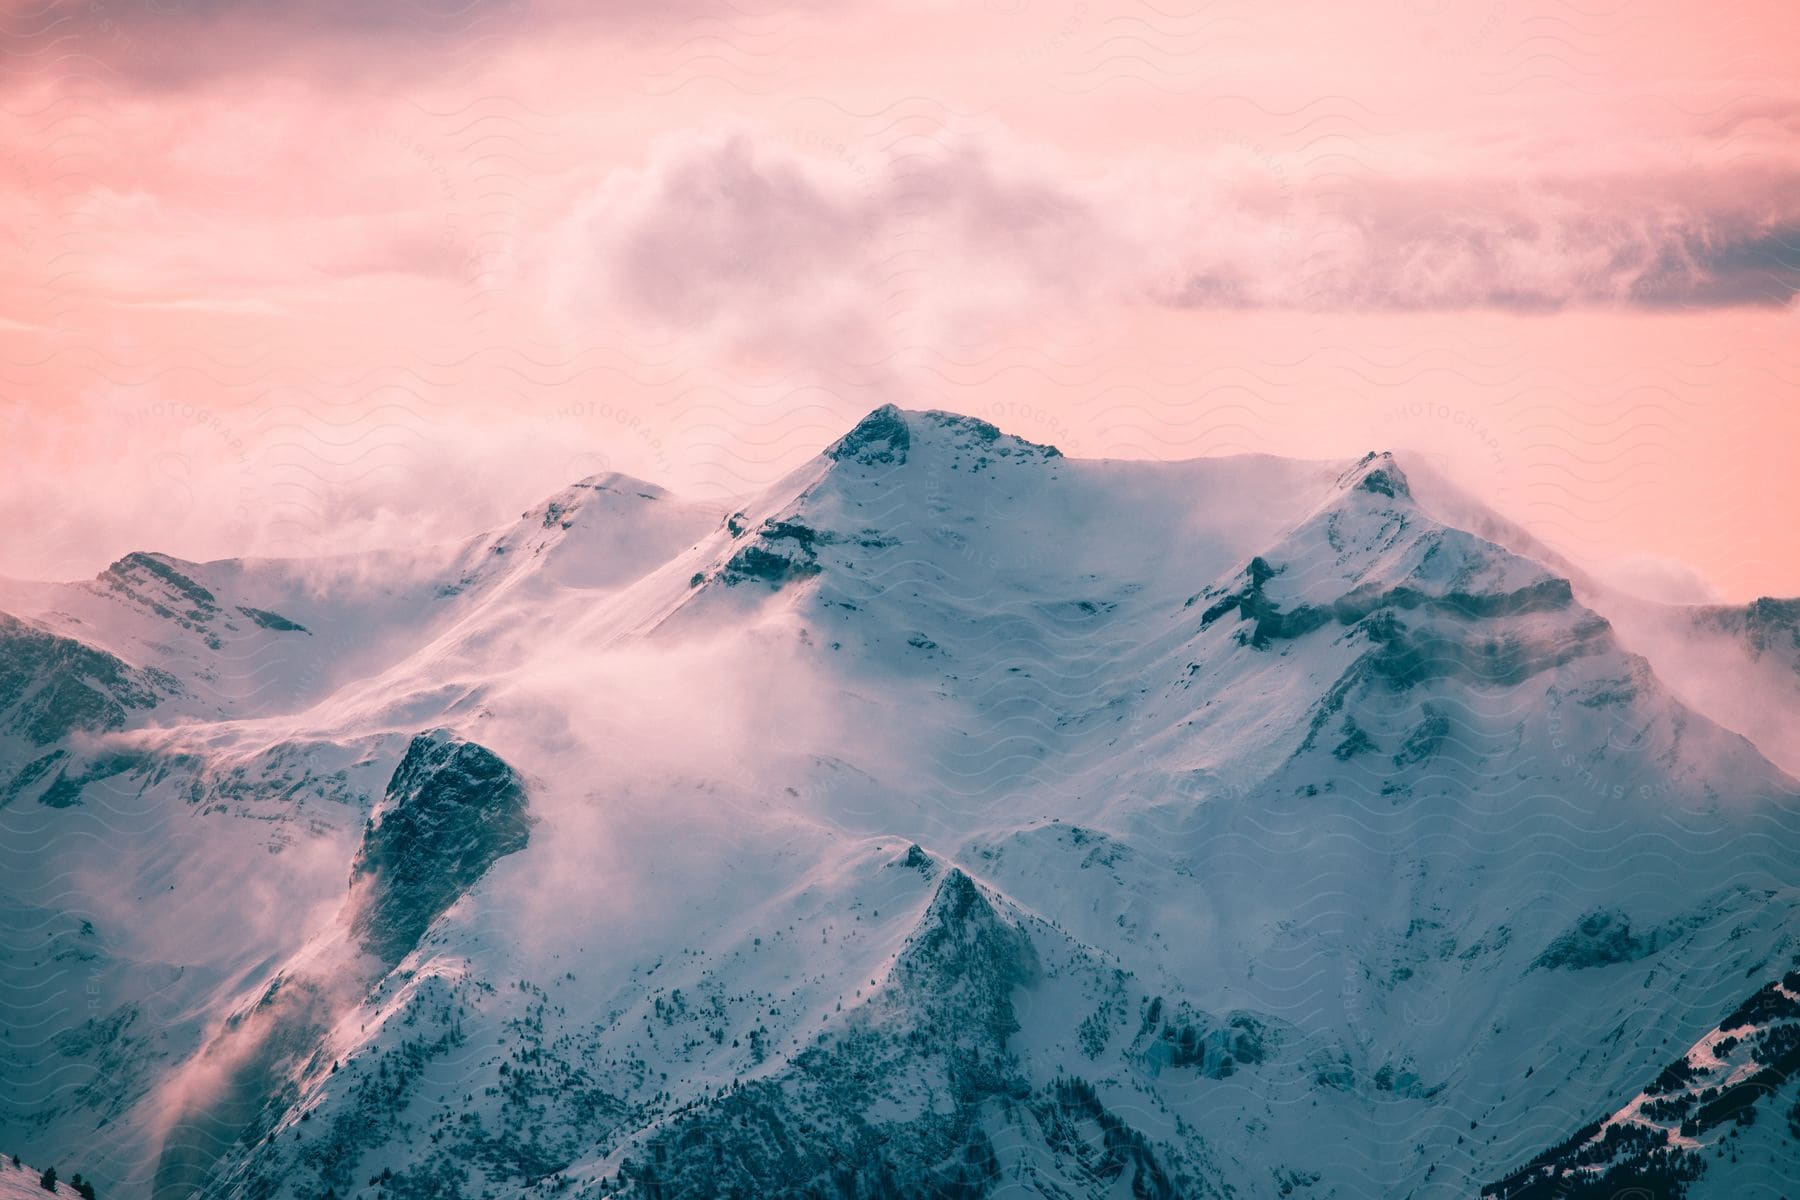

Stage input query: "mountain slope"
[{"left": 0, "top": 406, "right": 1795, "bottom": 1200}]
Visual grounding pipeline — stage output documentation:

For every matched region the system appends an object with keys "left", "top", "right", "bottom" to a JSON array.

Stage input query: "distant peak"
[
  {"left": 568, "top": 471, "right": 669, "bottom": 499},
  {"left": 101, "top": 549, "right": 185, "bottom": 577},
  {"left": 520, "top": 472, "right": 670, "bottom": 531},
  {"left": 1337, "top": 450, "right": 1411, "bottom": 500},
  {"left": 96, "top": 550, "right": 218, "bottom": 611},
  {"left": 896, "top": 867, "right": 1041, "bottom": 1017},
  {"left": 925, "top": 866, "right": 985, "bottom": 921},
  {"left": 826, "top": 405, "right": 1062, "bottom": 469},
  {"left": 827, "top": 404, "right": 911, "bottom": 466}
]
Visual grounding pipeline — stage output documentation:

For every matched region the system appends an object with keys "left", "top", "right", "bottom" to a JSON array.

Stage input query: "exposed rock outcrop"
[
  {"left": 0, "top": 613, "right": 176, "bottom": 746},
  {"left": 347, "top": 732, "right": 531, "bottom": 965}
]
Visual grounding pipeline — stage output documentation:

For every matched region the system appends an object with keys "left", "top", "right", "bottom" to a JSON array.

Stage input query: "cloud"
[
  {"left": 1156, "top": 165, "right": 1800, "bottom": 313},
  {"left": 0, "top": 382, "right": 605, "bottom": 583},
  {"left": 551, "top": 128, "right": 1155, "bottom": 364},
  {"left": 0, "top": 0, "right": 743, "bottom": 91},
  {"left": 1596, "top": 555, "right": 1726, "bottom": 607},
  {"left": 552, "top": 126, "right": 1800, "bottom": 372}
]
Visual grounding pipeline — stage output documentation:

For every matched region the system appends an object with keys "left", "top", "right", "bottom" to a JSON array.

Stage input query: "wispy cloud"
[
  {"left": 1166, "top": 170, "right": 1800, "bottom": 312},
  {"left": 0, "top": 0, "right": 740, "bottom": 90},
  {"left": 556, "top": 125, "right": 1800, "bottom": 365}
]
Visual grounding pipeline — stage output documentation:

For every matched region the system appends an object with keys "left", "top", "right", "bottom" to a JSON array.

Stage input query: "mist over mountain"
[{"left": 1, "top": 407, "right": 1796, "bottom": 1199}]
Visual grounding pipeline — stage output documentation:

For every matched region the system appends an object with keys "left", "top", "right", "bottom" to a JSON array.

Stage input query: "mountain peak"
[
  {"left": 827, "top": 404, "right": 912, "bottom": 465},
  {"left": 565, "top": 471, "right": 670, "bottom": 499},
  {"left": 825, "top": 405, "right": 1062, "bottom": 469},
  {"left": 498, "top": 471, "right": 681, "bottom": 548},
  {"left": 1336, "top": 450, "right": 1411, "bottom": 500},
  {"left": 527, "top": 472, "right": 670, "bottom": 527}
]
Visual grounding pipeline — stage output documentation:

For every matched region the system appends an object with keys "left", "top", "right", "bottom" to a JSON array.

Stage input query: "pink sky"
[{"left": 2, "top": 0, "right": 1797, "bottom": 599}]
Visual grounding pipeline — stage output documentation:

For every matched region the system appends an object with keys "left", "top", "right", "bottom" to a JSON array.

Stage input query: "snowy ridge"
[
  {"left": 1484, "top": 969, "right": 1800, "bottom": 1198},
  {"left": 0, "top": 1156, "right": 95, "bottom": 1199},
  {"left": 0, "top": 407, "right": 1796, "bottom": 1199}
]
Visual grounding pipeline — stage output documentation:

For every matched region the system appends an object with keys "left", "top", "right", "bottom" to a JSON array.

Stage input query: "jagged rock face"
[
  {"left": 607, "top": 870, "right": 1037, "bottom": 1198},
  {"left": 1342, "top": 450, "right": 1410, "bottom": 499},
  {"left": 1139, "top": 999, "right": 1273, "bottom": 1079},
  {"left": 151, "top": 733, "right": 531, "bottom": 1198},
  {"left": 827, "top": 404, "right": 912, "bottom": 466},
  {"left": 892, "top": 868, "right": 1039, "bottom": 1045},
  {"left": 594, "top": 867, "right": 1191, "bottom": 1200},
  {"left": 234, "top": 605, "right": 309, "bottom": 634},
  {"left": 5, "top": 747, "right": 156, "bottom": 809},
  {"left": 720, "top": 519, "right": 827, "bottom": 588},
  {"left": 0, "top": 613, "right": 175, "bottom": 746},
  {"left": 908, "top": 409, "right": 1062, "bottom": 464},
  {"left": 347, "top": 733, "right": 530, "bottom": 965},
  {"left": 824, "top": 405, "right": 1060, "bottom": 472},
  {"left": 1530, "top": 907, "right": 1711, "bottom": 971},
  {"left": 90, "top": 552, "right": 307, "bottom": 651},
  {"left": 700, "top": 406, "right": 1061, "bottom": 598},
  {"left": 97, "top": 552, "right": 222, "bottom": 624}
]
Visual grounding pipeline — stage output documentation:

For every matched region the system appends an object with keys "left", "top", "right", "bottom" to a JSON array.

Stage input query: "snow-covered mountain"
[{"left": 1, "top": 407, "right": 1796, "bottom": 1199}]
